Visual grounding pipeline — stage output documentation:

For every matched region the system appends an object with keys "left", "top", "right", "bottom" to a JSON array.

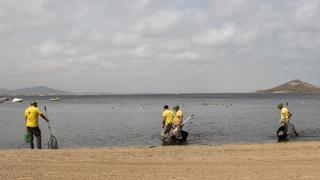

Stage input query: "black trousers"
[
  {"left": 27, "top": 127, "right": 42, "bottom": 149},
  {"left": 164, "top": 124, "right": 173, "bottom": 134}
]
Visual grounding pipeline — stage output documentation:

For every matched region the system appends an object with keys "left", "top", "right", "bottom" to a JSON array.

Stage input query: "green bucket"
[{"left": 24, "top": 131, "right": 30, "bottom": 143}]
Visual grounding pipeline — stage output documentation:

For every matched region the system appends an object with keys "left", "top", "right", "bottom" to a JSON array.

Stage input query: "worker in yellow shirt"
[
  {"left": 24, "top": 101, "right": 49, "bottom": 149},
  {"left": 173, "top": 105, "right": 183, "bottom": 126},
  {"left": 173, "top": 105, "right": 188, "bottom": 140},
  {"left": 162, "top": 105, "right": 174, "bottom": 134},
  {"left": 277, "top": 103, "right": 298, "bottom": 136},
  {"left": 279, "top": 103, "right": 292, "bottom": 124}
]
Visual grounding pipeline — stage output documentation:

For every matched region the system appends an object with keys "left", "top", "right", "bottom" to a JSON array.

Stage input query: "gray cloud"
[{"left": 0, "top": 0, "right": 319, "bottom": 93}]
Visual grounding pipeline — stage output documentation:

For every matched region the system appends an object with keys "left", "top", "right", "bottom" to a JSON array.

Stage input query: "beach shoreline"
[{"left": 1, "top": 141, "right": 320, "bottom": 179}]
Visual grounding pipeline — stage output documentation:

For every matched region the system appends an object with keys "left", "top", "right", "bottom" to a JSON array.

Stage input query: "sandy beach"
[{"left": 0, "top": 142, "right": 320, "bottom": 180}]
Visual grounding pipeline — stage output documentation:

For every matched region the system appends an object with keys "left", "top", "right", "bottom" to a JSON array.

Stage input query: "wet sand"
[{"left": 1, "top": 142, "right": 320, "bottom": 180}]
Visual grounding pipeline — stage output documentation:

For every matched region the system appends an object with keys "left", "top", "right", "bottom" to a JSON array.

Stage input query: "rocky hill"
[
  {"left": 257, "top": 79, "right": 320, "bottom": 93},
  {"left": 0, "top": 86, "right": 69, "bottom": 96}
]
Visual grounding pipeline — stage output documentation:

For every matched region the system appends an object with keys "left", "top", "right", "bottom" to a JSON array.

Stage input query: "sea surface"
[{"left": 0, "top": 93, "right": 320, "bottom": 149}]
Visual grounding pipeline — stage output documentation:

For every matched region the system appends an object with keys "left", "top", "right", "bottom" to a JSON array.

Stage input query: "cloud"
[
  {"left": 133, "top": 0, "right": 151, "bottom": 8},
  {"left": 160, "top": 51, "right": 199, "bottom": 62},
  {"left": 128, "top": 44, "right": 153, "bottom": 58},
  {"left": 1, "top": 0, "right": 320, "bottom": 92},
  {"left": 112, "top": 32, "right": 141, "bottom": 46},
  {"left": 34, "top": 40, "right": 77, "bottom": 57},
  {"left": 133, "top": 10, "right": 183, "bottom": 35},
  {"left": 192, "top": 24, "right": 236, "bottom": 46},
  {"left": 293, "top": 0, "right": 318, "bottom": 20},
  {"left": 158, "top": 38, "right": 190, "bottom": 51}
]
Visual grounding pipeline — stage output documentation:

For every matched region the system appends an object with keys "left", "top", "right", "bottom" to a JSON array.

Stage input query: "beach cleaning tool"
[
  {"left": 180, "top": 114, "right": 194, "bottom": 126},
  {"left": 161, "top": 114, "right": 194, "bottom": 143},
  {"left": 44, "top": 106, "right": 59, "bottom": 149}
]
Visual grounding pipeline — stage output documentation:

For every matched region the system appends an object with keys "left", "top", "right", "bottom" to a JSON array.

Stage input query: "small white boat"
[
  {"left": 50, "top": 97, "right": 60, "bottom": 101},
  {"left": 12, "top": 98, "right": 24, "bottom": 102}
]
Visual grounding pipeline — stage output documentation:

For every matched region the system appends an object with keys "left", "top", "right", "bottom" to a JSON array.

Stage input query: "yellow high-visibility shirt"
[
  {"left": 162, "top": 109, "right": 174, "bottom": 126},
  {"left": 173, "top": 110, "right": 183, "bottom": 125},
  {"left": 281, "top": 107, "right": 289, "bottom": 120},
  {"left": 25, "top": 106, "right": 41, "bottom": 127}
]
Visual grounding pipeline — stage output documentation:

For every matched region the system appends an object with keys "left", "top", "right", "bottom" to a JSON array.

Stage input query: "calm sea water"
[{"left": 0, "top": 93, "right": 320, "bottom": 149}]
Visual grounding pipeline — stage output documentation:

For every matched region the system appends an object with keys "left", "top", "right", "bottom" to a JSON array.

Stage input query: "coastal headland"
[{"left": 1, "top": 142, "right": 320, "bottom": 179}]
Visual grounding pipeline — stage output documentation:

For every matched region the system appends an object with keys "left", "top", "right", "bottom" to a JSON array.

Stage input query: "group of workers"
[
  {"left": 161, "top": 105, "right": 188, "bottom": 142},
  {"left": 23, "top": 100, "right": 299, "bottom": 149},
  {"left": 160, "top": 102, "right": 299, "bottom": 143}
]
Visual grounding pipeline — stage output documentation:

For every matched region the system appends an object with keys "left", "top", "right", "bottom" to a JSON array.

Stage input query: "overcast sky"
[{"left": 0, "top": 0, "right": 319, "bottom": 93}]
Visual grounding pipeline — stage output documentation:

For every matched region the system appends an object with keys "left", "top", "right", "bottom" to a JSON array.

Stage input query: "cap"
[{"left": 30, "top": 100, "right": 38, "bottom": 106}]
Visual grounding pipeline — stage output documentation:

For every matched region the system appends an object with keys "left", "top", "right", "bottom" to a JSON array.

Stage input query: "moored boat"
[
  {"left": 50, "top": 97, "right": 60, "bottom": 101},
  {"left": 12, "top": 98, "right": 24, "bottom": 102}
]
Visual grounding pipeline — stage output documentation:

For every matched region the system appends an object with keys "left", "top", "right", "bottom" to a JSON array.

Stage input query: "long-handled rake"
[{"left": 44, "top": 106, "right": 59, "bottom": 149}]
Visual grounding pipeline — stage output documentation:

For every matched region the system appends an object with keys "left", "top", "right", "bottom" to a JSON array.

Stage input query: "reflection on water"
[{"left": 0, "top": 93, "right": 320, "bottom": 149}]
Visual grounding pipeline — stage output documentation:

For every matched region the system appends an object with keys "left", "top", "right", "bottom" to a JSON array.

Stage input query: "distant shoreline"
[
  {"left": 1, "top": 92, "right": 320, "bottom": 103},
  {"left": 2, "top": 92, "right": 320, "bottom": 97}
]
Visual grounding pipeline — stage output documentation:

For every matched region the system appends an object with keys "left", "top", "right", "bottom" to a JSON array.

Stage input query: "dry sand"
[{"left": 1, "top": 142, "right": 320, "bottom": 180}]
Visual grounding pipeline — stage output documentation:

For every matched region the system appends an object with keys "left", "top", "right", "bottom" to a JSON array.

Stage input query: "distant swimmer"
[{"left": 24, "top": 101, "right": 49, "bottom": 149}]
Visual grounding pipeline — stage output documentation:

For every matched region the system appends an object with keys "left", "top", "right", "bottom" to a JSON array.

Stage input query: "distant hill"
[
  {"left": 0, "top": 86, "right": 69, "bottom": 96},
  {"left": 257, "top": 79, "right": 320, "bottom": 93}
]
